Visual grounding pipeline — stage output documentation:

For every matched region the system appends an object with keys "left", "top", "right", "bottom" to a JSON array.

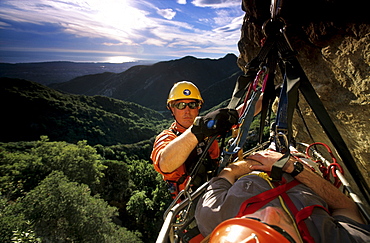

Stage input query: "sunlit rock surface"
[{"left": 238, "top": 0, "right": 369, "bottom": 204}]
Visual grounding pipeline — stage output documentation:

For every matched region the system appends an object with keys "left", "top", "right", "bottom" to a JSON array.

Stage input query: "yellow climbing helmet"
[{"left": 167, "top": 81, "right": 204, "bottom": 105}]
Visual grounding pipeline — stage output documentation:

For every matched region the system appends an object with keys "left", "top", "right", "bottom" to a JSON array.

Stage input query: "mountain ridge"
[{"left": 50, "top": 53, "right": 243, "bottom": 111}]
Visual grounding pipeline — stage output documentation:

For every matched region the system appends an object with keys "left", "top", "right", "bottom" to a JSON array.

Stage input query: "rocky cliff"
[{"left": 238, "top": 0, "right": 369, "bottom": 203}]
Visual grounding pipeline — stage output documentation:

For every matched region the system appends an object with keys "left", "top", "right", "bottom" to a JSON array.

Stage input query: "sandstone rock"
[{"left": 238, "top": 0, "right": 369, "bottom": 207}]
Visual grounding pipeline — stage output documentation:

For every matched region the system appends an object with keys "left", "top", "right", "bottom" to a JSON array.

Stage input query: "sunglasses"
[
  {"left": 172, "top": 101, "right": 200, "bottom": 110},
  {"left": 246, "top": 217, "right": 296, "bottom": 243}
]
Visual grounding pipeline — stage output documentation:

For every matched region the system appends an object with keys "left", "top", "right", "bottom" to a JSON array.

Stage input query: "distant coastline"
[{"left": 0, "top": 61, "right": 154, "bottom": 85}]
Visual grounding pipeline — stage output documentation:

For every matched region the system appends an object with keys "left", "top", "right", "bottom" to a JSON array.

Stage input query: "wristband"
[
  {"left": 270, "top": 152, "right": 290, "bottom": 181},
  {"left": 289, "top": 161, "right": 304, "bottom": 177}
]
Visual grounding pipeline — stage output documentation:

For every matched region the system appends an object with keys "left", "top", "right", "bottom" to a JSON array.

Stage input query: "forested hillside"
[
  {"left": 0, "top": 77, "right": 175, "bottom": 242},
  {"left": 0, "top": 77, "right": 170, "bottom": 146},
  {"left": 0, "top": 137, "right": 172, "bottom": 243}
]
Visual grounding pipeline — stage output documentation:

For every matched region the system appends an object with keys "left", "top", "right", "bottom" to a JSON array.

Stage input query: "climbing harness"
[{"left": 235, "top": 172, "right": 316, "bottom": 243}]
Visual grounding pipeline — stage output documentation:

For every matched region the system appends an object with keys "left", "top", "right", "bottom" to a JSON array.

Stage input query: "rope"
[{"left": 239, "top": 172, "right": 304, "bottom": 242}]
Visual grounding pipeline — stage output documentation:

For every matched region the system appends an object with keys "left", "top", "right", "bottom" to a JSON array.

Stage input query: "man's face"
[
  {"left": 242, "top": 207, "right": 301, "bottom": 243},
  {"left": 170, "top": 99, "right": 200, "bottom": 129}
]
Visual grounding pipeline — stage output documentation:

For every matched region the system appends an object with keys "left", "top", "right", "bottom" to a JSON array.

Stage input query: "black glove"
[{"left": 191, "top": 108, "right": 239, "bottom": 142}]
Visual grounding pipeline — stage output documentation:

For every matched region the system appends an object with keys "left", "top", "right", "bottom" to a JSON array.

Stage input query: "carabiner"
[{"left": 252, "top": 66, "right": 267, "bottom": 91}]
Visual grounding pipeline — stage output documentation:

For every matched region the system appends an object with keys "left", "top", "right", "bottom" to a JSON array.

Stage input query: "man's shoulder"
[
  {"left": 335, "top": 215, "right": 370, "bottom": 232},
  {"left": 316, "top": 215, "right": 370, "bottom": 243},
  {"left": 155, "top": 129, "right": 177, "bottom": 142}
]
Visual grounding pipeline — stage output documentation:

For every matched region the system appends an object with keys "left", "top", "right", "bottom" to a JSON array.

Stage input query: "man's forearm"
[
  {"left": 219, "top": 159, "right": 261, "bottom": 184},
  {"left": 158, "top": 128, "right": 198, "bottom": 173},
  {"left": 285, "top": 159, "right": 365, "bottom": 224},
  {"left": 247, "top": 151, "right": 365, "bottom": 224}
]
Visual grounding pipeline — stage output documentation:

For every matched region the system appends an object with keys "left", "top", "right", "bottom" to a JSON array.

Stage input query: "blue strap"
[
  {"left": 218, "top": 88, "right": 262, "bottom": 173},
  {"left": 274, "top": 76, "right": 289, "bottom": 152}
]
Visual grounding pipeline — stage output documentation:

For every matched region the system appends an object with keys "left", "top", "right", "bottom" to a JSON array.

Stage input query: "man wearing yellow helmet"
[
  {"left": 195, "top": 150, "right": 369, "bottom": 242},
  {"left": 150, "top": 81, "right": 239, "bottom": 197}
]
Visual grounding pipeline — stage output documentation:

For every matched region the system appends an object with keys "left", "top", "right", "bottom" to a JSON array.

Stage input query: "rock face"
[{"left": 238, "top": 0, "right": 369, "bottom": 201}]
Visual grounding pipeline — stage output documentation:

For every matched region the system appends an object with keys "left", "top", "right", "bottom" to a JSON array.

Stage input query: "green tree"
[
  {"left": 0, "top": 149, "right": 44, "bottom": 200},
  {"left": 96, "top": 159, "right": 131, "bottom": 202},
  {"left": 0, "top": 195, "right": 28, "bottom": 242},
  {"left": 20, "top": 171, "right": 142, "bottom": 243},
  {"left": 10, "top": 220, "right": 41, "bottom": 243},
  {"left": 125, "top": 160, "right": 171, "bottom": 242},
  {"left": 0, "top": 137, "right": 107, "bottom": 199},
  {"left": 31, "top": 136, "right": 106, "bottom": 191}
]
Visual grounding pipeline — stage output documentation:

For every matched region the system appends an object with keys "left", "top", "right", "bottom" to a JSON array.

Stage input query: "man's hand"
[
  {"left": 191, "top": 108, "right": 238, "bottom": 142},
  {"left": 246, "top": 150, "right": 285, "bottom": 172}
]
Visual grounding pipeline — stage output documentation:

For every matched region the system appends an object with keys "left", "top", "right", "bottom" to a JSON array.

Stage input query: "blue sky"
[{"left": 0, "top": 0, "right": 245, "bottom": 63}]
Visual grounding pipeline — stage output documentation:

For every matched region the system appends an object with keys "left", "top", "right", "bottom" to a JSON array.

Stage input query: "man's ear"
[{"left": 167, "top": 104, "right": 174, "bottom": 117}]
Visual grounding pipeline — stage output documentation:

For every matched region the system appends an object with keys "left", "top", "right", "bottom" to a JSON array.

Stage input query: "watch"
[{"left": 289, "top": 161, "right": 304, "bottom": 177}]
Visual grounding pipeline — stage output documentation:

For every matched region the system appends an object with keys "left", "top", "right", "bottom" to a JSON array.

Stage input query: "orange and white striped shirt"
[{"left": 150, "top": 122, "right": 220, "bottom": 192}]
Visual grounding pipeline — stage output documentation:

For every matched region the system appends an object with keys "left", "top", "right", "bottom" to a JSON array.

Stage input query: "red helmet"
[{"left": 209, "top": 218, "right": 294, "bottom": 243}]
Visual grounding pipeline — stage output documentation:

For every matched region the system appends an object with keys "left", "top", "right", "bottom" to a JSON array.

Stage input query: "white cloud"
[
  {"left": 157, "top": 8, "right": 176, "bottom": 20},
  {"left": 102, "top": 42, "right": 124, "bottom": 46},
  {"left": 0, "top": 0, "right": 245, "bottom": 61},
  {"left": 141, "top": 38, "right": 167, "bottom": 46},
  {"left": 0, "top": 21, "right": 11, "bottom": 28},
  {"left": 214, "top": 14, "right": 243, "bottom": 31},
  {"left": 0, "top": 0, "right": 156, "bottom": 45},
  {"left": 191, "top": 0, "right": 240, "bottom": 8}
]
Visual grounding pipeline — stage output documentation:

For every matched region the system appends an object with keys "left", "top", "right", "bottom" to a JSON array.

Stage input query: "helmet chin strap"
[{"left": 175, "top": 119, "right": 189, "bottom": 130}]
